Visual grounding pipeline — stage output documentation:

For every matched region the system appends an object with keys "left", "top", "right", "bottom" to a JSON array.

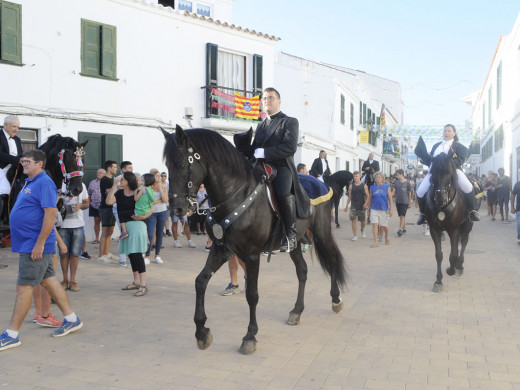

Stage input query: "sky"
[{"left": 232, "top": 0, "right": 520, "bottom": 130}]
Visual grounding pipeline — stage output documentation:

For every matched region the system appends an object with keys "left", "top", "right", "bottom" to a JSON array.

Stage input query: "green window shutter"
[
  {"left": 0, "top": 1, "right": 22, "bottom": 64},
  {"left": 206, "top": 42, "right": 218, "bottom": 86},
  {"left": 100, "top": 24, "right": 116, "bottom": 78},
  {"left": 253, "top": 54, "right": 263, "bottom": 94},
  {"left": 340, "top": 94, "right": 345, "bottom": 125},
  {"left": 82, "top": 20, "right": 100, "bottom": 76},
  {"left": 350, "top": 103, "right": 354, "bottom": 130},
  {"left": 78, "top": 132, "right": 103, "bottom": 185},
  {"left": 103, "top": 134, "right": 122, "bottom": 168}
]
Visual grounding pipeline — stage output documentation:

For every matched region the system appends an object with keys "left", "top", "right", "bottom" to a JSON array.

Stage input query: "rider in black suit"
[
  {"left": 0, "top": 115, "right": 23, "bottom": 221},
  {"left": 246, "top": 88, "right": 309, "bottom": 252},
  {"left": 310, "top": 150, "right": 331, "bottom": 183},
  {"left": 361, "top": 152, "right": 380, "bottom": 188}
]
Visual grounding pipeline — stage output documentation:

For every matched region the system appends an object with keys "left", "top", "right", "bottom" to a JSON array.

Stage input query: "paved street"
[{"left": 0, "top": 211, "right": 519, "bottom": 390}]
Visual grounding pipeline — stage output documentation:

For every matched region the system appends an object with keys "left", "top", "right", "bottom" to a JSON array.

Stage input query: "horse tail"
[{"left": 310, "top": 202, "right": 349, "bottom": 290}]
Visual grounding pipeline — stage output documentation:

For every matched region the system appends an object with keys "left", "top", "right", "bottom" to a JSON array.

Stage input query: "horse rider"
[
  {"left": 310, "top": 150, "right": 331, "bottom": 183},
  {"left": 415, "top": 124, "right": 480, "bottom": 225},
  {"left": 0, "top": 115, "right": 23, "bottom": 223},
  {"left": 361, "top": 152, "right": 379, "bottom": 188},
  {"left": 235, "top": 87, "right": 308, "bottom": 252}
]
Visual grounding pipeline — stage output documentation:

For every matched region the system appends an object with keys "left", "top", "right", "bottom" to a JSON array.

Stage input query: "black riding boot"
[
  {"left": 463, "top": 192, "right": 480, "bottom": 221},
  {"left": 416, "top": 196, "right": 427, "bottom": 225},
  {"left": 279, "top": 195, "right": 297, "bottom": 252}
]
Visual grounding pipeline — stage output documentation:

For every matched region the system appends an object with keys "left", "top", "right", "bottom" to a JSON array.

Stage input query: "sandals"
[
  {"left": 122, "top": 282, "right": 140, "bottom": 290},
  {"left": 135, "top": 285, "right": 148, "bottom": 297},
  {"left": 119, "top": 232, "right": 129, "bottom": 240}
]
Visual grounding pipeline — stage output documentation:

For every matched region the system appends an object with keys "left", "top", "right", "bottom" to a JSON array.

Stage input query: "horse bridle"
[{"left": 58, "top": 147, "right": 85, "bottom": 182}]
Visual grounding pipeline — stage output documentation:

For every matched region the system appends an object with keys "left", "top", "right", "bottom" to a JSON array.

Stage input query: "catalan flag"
[{"left": 234, "top": 92, "right": 260, "bottom": 119}]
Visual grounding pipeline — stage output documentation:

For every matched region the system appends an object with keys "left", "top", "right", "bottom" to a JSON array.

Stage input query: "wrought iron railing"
[{"left": 202, "top": 85, "right": 265, "bottom": 121}]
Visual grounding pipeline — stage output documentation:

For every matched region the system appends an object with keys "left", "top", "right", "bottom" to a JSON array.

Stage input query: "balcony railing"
[{"left": 202, "top": 86, "right": 266, "bottom": 121}]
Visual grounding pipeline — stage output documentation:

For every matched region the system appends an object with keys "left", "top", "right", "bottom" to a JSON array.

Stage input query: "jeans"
[
  {"left": 145, "top": 210, "right": 168, "bottom": 256},
  {"left": 516, "top": 211, "right": 520, "bottom": 240}
]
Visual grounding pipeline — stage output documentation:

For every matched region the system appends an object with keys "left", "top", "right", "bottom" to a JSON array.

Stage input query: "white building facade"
[
  {"left": 274, "top": 53, "right": 404, "bottom": 178},
  {"left": 469, "top": 11, "right": 520, "bottom": 183},
  {"left": 0, "top": 0, "right": 277, "bottom": 181}
]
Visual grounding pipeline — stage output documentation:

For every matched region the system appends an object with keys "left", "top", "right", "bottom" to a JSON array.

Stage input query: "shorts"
[
  {"left": 171, "top": 215, "right": 188, "bottom": 223},
  {"left": 17, "top": 253, "right": 55, "bottom": 286},
  {"left": 89, "top": 205, "right": 100, "bottom": 217},
  {"left": 370, "top": 209, "right": 389, "bottom": 227},
  {"left": 59, "top": 227, "right": 84, "bottom": 257},
  {"left": 99, "top": 207, "right": 116, "bottom": 227},
  {"left": 497, "top": 192, "right": 509, "bottom": 206},
  {"left": 349, "top": 208, "right": 366, "bottom": 222},
  {"left": 396, "top": 203, "right": 408, "bottom": 217}
]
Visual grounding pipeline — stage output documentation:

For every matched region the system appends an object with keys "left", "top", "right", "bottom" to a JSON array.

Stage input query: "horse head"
[
  {"left": 40, "top": 135, "right": 88, "bottom": 197},
  {"left": 163, "top": 125, "right": 207, "bottom": 217},
  {"left": 429, "top": 152, "right": 457, "bottom": 209}
]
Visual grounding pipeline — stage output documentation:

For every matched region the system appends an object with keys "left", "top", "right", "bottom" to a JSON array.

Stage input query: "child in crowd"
[{"left": 119, "top": 173, "right": 155, "bottom": 239}]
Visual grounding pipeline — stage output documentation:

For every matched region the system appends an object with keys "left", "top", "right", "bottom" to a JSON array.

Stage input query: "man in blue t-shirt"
[{"left": 0, "top": 150, "right": 83, "bottom": 352}]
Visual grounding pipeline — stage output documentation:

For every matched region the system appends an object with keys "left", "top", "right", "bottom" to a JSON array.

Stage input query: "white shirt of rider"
[{"left": 433, "top": 139, "right": 454, "bottom": 157}]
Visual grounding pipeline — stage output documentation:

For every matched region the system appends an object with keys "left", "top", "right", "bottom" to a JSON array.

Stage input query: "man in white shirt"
[{"left": 0, "top": 115, "right": 23, "bottom": 223}]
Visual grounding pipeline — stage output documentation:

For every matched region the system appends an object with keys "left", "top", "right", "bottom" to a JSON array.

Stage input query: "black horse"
[
  {"left": 163, "top": 126, "right": 348, "bottom": 354},
  {"left": 328, "top": 170, "right": 353, "bottom": 228},
  {"left": 425, "top": 153, "right": 473, "bottom": 292},
  {"left": 5, "top": 134, "right": 87, "bottom": 224}
]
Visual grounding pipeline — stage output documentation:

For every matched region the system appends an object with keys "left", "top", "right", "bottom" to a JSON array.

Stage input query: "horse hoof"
[
  {"left": 287, "top": 312, "right": 301, "bottom": 325},
  {"left": 432, "top": 283, "right": 443, "bottom": 293},
  {"left": 446, "top": 267, "right": 455, "bottom": 276},
  {"left": 336, "top": 224, "right": 341, "bottom": 229},
  {"left": 239, "top": 339, "right": 257, "bottom": 355},
  {"left": 196, "top": 331, "right": 213, "bottom": 350},
  {"left": 332, "top": 298, "right": 343, "bottom": 313},
  {"left": 455, "top": 269, "right": 463, "bottom": 277}
]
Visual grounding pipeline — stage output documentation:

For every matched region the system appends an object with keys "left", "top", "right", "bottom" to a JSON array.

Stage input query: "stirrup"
[
  {"left": 469, "top": 210, "right": 480, "bottom": 221},
  {"left": 280, "top": 235, "right": 297, "bottom": 252}
]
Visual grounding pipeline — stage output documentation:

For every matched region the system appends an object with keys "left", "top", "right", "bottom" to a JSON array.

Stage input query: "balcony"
[
  {"left": 200, "top": 86, "right": 265, "bottom": 132},
  {"left": 382, "top": 137, "right": 400, "bottom": 163}
]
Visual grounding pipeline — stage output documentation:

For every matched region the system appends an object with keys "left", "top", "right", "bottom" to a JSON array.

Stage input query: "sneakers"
[
  {"left": 397, "top": 230, "right": 402, "bottom": 237},
  {"left": 351, "top": 236, "right": 358, "bottom": 241},
  {"left": 35, "top": 313, "right": 62, "bottom": 328},
  {"left": 165, "top": 229, "right": 172, "bottom": 237},
  {"left": 153, "top": 256, "right": 163, "bottom": 264},
  {"left": 204, "top": 246, "right": 211, "bottom": 252},
  {"left": 118, "top": 261, "right": 128, "bottom": 267},
  {"left": 0, "top": 331, "right": 21, "bottom": 351},
  {"left": 69, "top": 282, "right": 80, "bottom": 292},
  {"left": 401, "top": 230, "right": 407, "bottom": 235},
  {"left": 188, "top": 240, "right": 196, "bottom": 248},
  {"left": 80, "top": 251, "right": 91, "bottom": 260},
  {"left": 144, "top": 257, "right": 150, "bottom": 265},
  {"left": 97, "top": 255, "right": 113, "bottom": 263},
  {"left": 173, "top": 240, "right": 182, "bottom": 248},
  {"left": 361, "top": 230, "right": 366, "bottom": 239},
  {"left": 51, "top": 317, "right": 83, "bottom": 337},
  {"left": 378, "top": 235, "right": 383, "bottom": 243},
  {"left": 221, "top": 283, "right": 239, "bottom": 296},
  {"left": 119, "top": 232, "right": 129, "bottom": 240}
]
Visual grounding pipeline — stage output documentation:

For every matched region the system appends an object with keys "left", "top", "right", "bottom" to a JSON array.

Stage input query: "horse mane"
[
  {"left": 164, "top": 128, "right": 252, "bottom": 178},
  {"left": 430, "top": 153, "right": 458, "bottom": 186},
  {"left": 39, "top": 134, "right": 78, "bottom": 160}
]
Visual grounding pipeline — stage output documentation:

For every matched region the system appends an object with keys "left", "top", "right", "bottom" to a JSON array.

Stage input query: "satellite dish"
[{"left": 407, "top": 164, "right": 414, "bottom": 169}]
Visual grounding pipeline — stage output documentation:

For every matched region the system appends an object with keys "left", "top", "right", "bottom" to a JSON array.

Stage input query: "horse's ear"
[
  {"left": 159, "top": 126, "right": 170, "bottom": 140},
  {"left": 81, "top": 140, "right": 88, "bottom": 147},
  {"left": 175, "top": 124, "right": 187, "bottom": 146}
]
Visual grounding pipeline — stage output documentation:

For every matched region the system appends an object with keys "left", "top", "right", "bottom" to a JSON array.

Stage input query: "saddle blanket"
[{"left": 298, "top": 174, "right": 333, "bottom": 205}]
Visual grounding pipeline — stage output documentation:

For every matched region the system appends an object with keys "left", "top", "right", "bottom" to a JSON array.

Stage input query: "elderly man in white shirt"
[{"left": 0, "top": 115, "right": 23, "bottom": 221}]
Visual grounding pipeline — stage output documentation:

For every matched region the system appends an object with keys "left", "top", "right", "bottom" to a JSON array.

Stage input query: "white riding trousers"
[{"left": 417, "top": 168, "right": 473, "bottom": 198}]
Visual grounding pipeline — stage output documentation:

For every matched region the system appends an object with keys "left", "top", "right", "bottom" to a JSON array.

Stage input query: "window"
[
  {"left": 482, "top": 138, "right": 493, "bottom": 162},
  {"left": 488, "top": 87, "right": 492, "bottom": 124},
  {"left": 178, "top": 0, "right": 192, "bottom": 12},
  {"left": 340, "top": 94, "right": 345, "bottom": 125},
  {"left": 350, "top": 103, "right": 354, "bottom": 130},
  {"left": 217, "top": 51, "right": 245, "bottom": 90},
  {"left": 494, "top": 125, "right": 503, "bottom": 152},
  {"left": 81, "top": 19, "right": 117, "bottom": 80},
  {"left": 497, "top": 61, "right": 502, "bottom": 109},
  {"left": 359, "top": 102, "right": 362, "bottom": 125},
  {"left": 362, "top": 103, "right": 367, "bottom": 127},
  {"left": 197, "top": 4, "right": 211, "bottom": 16},
  {"left": 0, "top": 0, "right": 22, "bottom": 64},
  {"left": 482, "top": 103, "right": 485, "bottom": 130},
  {"left": 158, "top": 0, "right": 175, "bottom": 7}
]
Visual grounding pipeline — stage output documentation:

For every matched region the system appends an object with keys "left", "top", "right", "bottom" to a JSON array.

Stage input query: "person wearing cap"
[{"left": 310, "top": 150, "right": 331, "bottom": 183}]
